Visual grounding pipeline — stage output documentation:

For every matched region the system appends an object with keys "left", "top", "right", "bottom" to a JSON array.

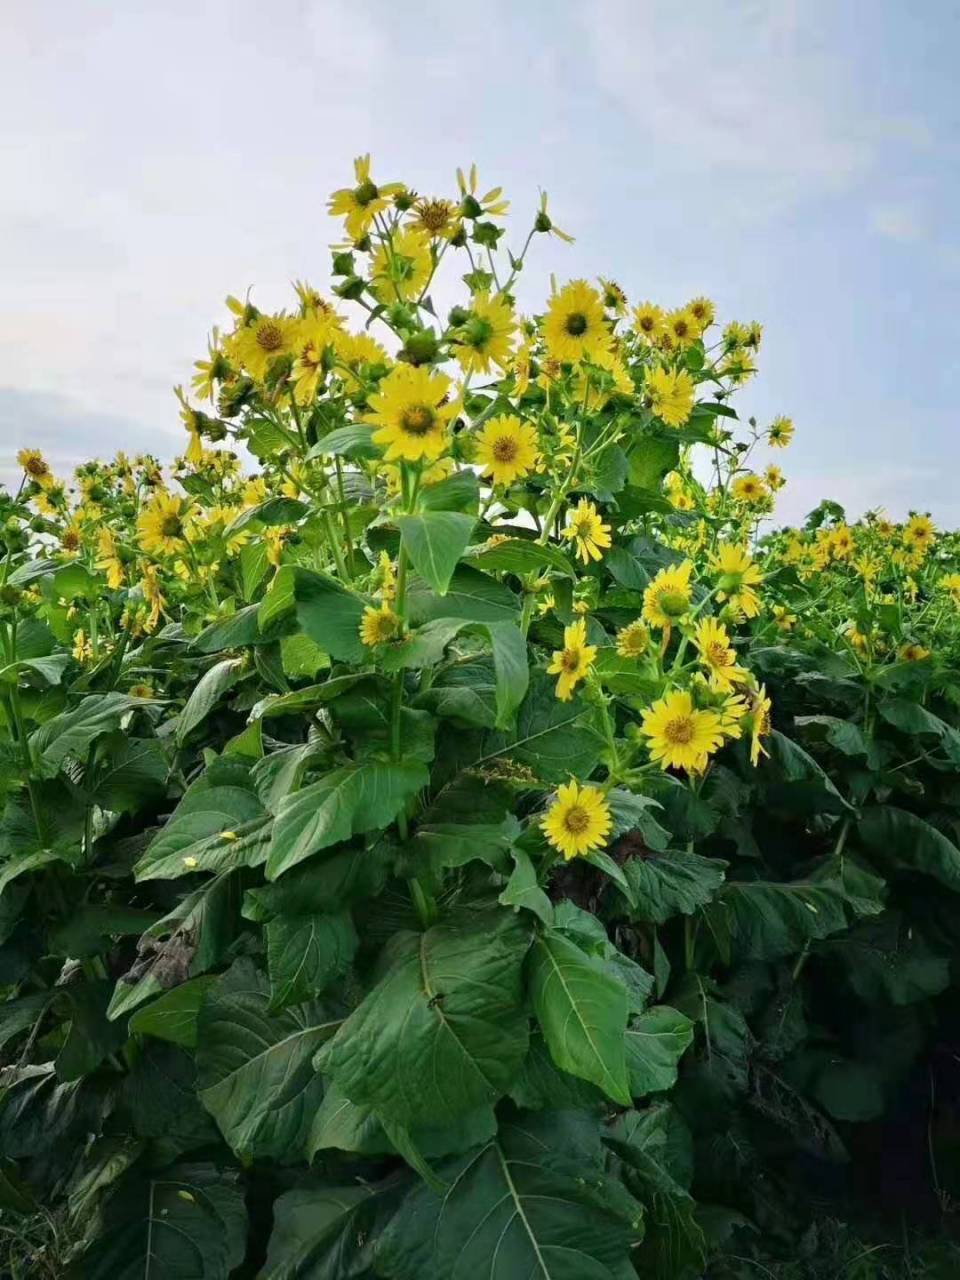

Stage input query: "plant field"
[{"left": 1, "top": 159, "right": 959, "bottom": 1277}]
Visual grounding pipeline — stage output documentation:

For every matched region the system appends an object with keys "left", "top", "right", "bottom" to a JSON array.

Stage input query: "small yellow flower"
[
  {"left": 225, "top": 314, "right": 297, "bottom": 383},
  {"left": 747, "top": 685, "right": 772, "bottom": 766},
  {"left": 640, "top": 689, "right": 724, "bottom": 774},
  {"left": 768, "top": 415, "right": 794, "bottom": 448},
  {"left": 542, "top": 780, "right": 612, "bottom": 860},
  {"left": 365, "top": 364, "right": 458, "bottom": 463},
  {"left": 129, "top": 683, "right": 154, "bottom": 699},
  {"left": 645, "top": 367, "right": 696, "bottom": 428},
  {"left": 291, "top": 310, "right": 343, "bottom": 406},
  {"left": 829, "top": 525, "right": 854, "bottom": 560},
  {"left": 183, "top": 856, "right": 199, "bottom": 869},
  {"left": 359, "top": 603, "right": 400, "bottom": 648},
  {"left": 328, "top": 153, "right": 405, "bottom": 239},
  {"left": 72, "top": 629, "right": 92, "bottom": 663},
  {"left": 898, "top": 642, "right": 930, "bottom": 662},
  {"left": 409, "top": 196, "right": 461, "bottom": 241},
  {"left": 543, "top": 279, "right": 609, "bottom": 364},
  {"left": 633, "top": 301, "right": 665, "bottom": 345},
  {"left": 454, "top": 293, "right": 517, "bottom": 376},
  {"left": 547, "top": 618, "right": 597, "bottom": 701},
  {"left": 940, "top": 572, "right": 960, "bottom": 603},
  {"left": 665, "top": 307, "right": 699, "bottom": 349},
  {"left": 96, "top": 527, "right": 125, "bottom": 589},
  {"left": 377, "top": 551, "right": 397, "bottom": 603},
  {"left": 711, "top": 544, "right": 762, "bottom": 619},
  {"left": 642, "top": 560, "right": 693, "bottom": 629},
  {"left": 731, "top": 473, "right": 768, "bottom": 505},
  {"left": 561, "top": 499, "right": 611, "bottom": 564},
  {"left": 764, "top": 464, "right": 785, "bottom": 492},
  {"left": 17, "top": 448, "right": 52, "bottom": 484},
  {"left": 772, "top": 604, "right": 795, "bottom": 632},
  {"left": 370, "top": 228, "right": 433, "bottom": 305},
  {"left": 138, "top": 490, "right": 190, "bottom": 556},
  {"left": 693, "top": 617, "right": 749, "bottom": 693},
  {"left": 902, "top": 514, "right": 935, "bottom": 555},
  {"left": 616, "top": 620, "right": 649, "bottom": 658},
  {"left": 687, "top": 296, "right": 716, "bottom": 331},
  {"left": 474, "top": 415, "right": 539, "bottom": 487}
]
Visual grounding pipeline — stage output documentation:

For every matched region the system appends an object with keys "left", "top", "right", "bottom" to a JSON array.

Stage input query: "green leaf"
[
  {"left": 407, "top": 564, "right": 519, "bottom": 625},
  {"left": 228, "top": 495, "right": 308, "bottom": 533},
  {"left": 860, "top": 806, "right": 960, "bottom": 890},
  {"left": 418, "top": 469, "right": 480, "bottom": 513},
  {"left": 528, "top": 930, "right": 631, "bottom": 1105},
  {"left": 52, "top": 561, "right": 100, "bottom": 600},
  {"left": 309, "top": 423, "right": 378, "bottom": 458},
  {"left": 499, "top": 848, "right": 554, "bottom": 926},
  {"left": 625, "top": 434, "right": 679, "bottom": 489},
  {"left": 466, "top": 537, "right": 575, "bottom": 579},
  {"left": 265, "top": 910, "right": 358, "bottom": 1010},
  {"left": 622, "top": 849, "right": 727, "bottom": 923},
  {"left": 50, "top": 905, "right": 160, "bottom": 960},
  {"left": 795, "top": 714, "right": 872, "bottom": 759},
  {"left": 473, "top": 673, "right": 602, "bottom": 782},
  {"left": 175, "top": 658, "right": 244, "bottom": 746},
  {"left": 398, "top": 511, "right": 476, "bottom": 595},
  {"left": 315, "top": 908, "right": 531, "bottom": 1129},
  {"left": 94, "top": 736, "right": 168, "bottom": 813},
  {"left": 269, "top": 759, "right": 427, "bottom": 879},
  {"left": 135, "top": 794, "right": 269, "bottom": 880},
  {"left": 705, "top": 876, "right": 859, "bottom": 962},
  {"left": 0, "top": 653, "right": 71, "bottom": 687},
  {"left": 625, "top": 1006, "right": 694, "bottom": 1097},
  {"left": 197, "top": 960, "right": 338, "bottom": 1159},
  {"left": 240, "top": 541, "right": 269, "bottom": 601},
  {"left": 30, "top": 693, "right": 140, "bottom": 778},
  {"left": 291, "top": 567, "right": 368, "bottom": 662},
  {"left": 485, "top": 621, "right": 529, "bottom": 727},
  {"left": 193, "top": 605, "right": 263, "bottom": 653},
  {"left": 761, "top": 730, "right": 853, "bottom": 815},
  {"left": 416, "top": 654, "right": 499, "bottom": 728},
  {"left": 128, "top": 976, "right": 217, "bottom": 1048},
  {"left": 262, "top": 1184, "right": 386, "bottom": 1278},
  {"left": 379, "top": 1113, "right": 644, "bottom": 1279},
  {"left": 67, "top": 1162, "right": 247, "bottom": 1280}
]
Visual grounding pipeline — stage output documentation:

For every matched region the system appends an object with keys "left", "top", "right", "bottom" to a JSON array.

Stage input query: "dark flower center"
[
  {"left": 565, "top": 312, "right": 588, "bottom": 336},
  {"left": 563, "top": 805, "right": 590, "bottom": 834},
  {"left": 399, "top": 404, "right": 436, "bottom": 436}
]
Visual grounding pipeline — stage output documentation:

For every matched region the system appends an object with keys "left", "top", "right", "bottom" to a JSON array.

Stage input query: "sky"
[{"left": 1, "top": 0, "right": 958, "bottom": 526}]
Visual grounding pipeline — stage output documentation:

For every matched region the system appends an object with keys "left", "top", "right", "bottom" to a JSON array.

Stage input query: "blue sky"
[{"left": 1, "top": 0, "right": 957, "bottom": 524}]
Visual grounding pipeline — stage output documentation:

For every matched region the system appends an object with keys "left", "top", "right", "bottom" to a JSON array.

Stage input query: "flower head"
[
  {"left": 359, "top": 603, "right": 400, "bottom": 648},
  {"left": 711, "top": 544, "right": 762, "bottom": 618},
  {"left": 474, "top": 415, "right": 538, "bottom": 487},
  {"left": 543, "top": 280, "right": 609, "bottom": 363},
  {"left": 328, "top": 154, "right": 405, "bottom": 239},
  {"left": 616, "top": 620, "right": 649, "bottom": 658},
  {"left": 547, "top": 618, "right": 597, "bottom": 701},
  {"left": 561, "top": 499, "right": 611, "bottom": 564},
  {"left": 454, "top": 293, "right": 516, "bottom": 375},
  {"left": 542, "top": 780, "right": 611, "bottom": 860},
  {"left": 640, "top": 689, "right": 724, "bottom": 774},
  {"left": 902, "top": 514, "right": 935, "bottom": 555},
  {"left": 643, "top": 560, "right": 693, "bottom": 629},
  {"left": 370, "top": 228, "right": 433, "bottom": 305},
  {"left": 633, "top": 302, "right": 665, "bottom": 345},
  {"left": 645, "top": 367, "right": 696, "bottom": 428},
  {"left": 694, "top": 616, "right": 749, "bottom": 693},
  {"left": 768, "top": 415, "right": 794, "bottom": 448},
  {"left": 365, "top": 364, "right": 457, "bottom": 463},
  {"left": 138, "top": 490, "right": 190, "bottom": 556},
  {"left": 226, "top": 314, "right": 297, "bottom": 383}
]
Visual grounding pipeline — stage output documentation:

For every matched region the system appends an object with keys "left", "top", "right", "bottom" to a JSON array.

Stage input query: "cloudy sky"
[{"left": 2, "top": 0, "right": 958, "bottom": 524}]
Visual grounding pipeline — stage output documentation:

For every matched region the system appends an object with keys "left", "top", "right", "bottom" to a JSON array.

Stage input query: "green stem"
[{"left": 334, "top": 459, "right": 356, "bottom": 578}]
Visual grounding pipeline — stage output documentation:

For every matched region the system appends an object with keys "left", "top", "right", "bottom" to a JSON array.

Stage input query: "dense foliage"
[{"left": 2, "top": 158, "right": 960, "bottom": 1277}]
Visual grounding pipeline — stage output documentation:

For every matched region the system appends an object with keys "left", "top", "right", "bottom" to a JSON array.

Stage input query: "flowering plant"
[{"left": 2, "top": 157, "right": 960, "bottom": 1277}]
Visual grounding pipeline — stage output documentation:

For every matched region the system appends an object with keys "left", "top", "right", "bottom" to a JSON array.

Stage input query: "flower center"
[
  {"left": 664, "top": 716, "right": 695, "bottom": 745},
  {"left": 62, "top": 531, "right": 80, "bottom": 551},
  {"left": 563, "top": 805, "right": 590, "bottom": 834},
  {"left": 560, "top": 647, "right": 581, "bottom": 673},
  {"left": 399, "top": 404, "right": 436, "bottom": 436},
  {"left": 658, "top": 589, "right": 688, "bottom": 618},
  {"left": 565, "top": 312, "right": 588, "bottom": 336},
  {"left": 354, "top": 179, "right": 379, "bottom": 207},
  {"left": 492, "top": 435, "right": 518, "bottom": 462},
  {"left": 418, "top": 199, "right": 453, "bottom": 232},
  {"left": 639, "top": 315, "right": 654, "bottom": 332},
  {"left": 462, "top": 316, "right": 493, "bottom": 351},
  {"left": 160, "top": 514, "right": 183, "bottom": 538},
  {"left": 574, "top": 518, "right": 594, "bottom": 539},
  {"left": 706, "top": 642, "right": 729, "bottom": 667},
  {"left": 256, "top": 322, "right": 285, "bottom": 353}
]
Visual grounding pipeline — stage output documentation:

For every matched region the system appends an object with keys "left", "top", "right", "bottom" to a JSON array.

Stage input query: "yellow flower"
[
  {"left": 642, "top": 560, "right": 693, "bottom": 629},
  {"left": 547, "top": 618, "right": 597, "bottom": 701},
  {"left": 140, "top": 564, "right": 165, "bottom": 632},
  {"left": 764, "top": 465, "right": 785, "bottom": 492},
  {"left": 731, "top": 473, "right": 768, "bottom": 505},
  {"left": 474, "top": 415, "right": 538, "bottom": 487},
  {"left": 830, "top": 525, "right": 854, "bottom": 560},
  {"left": 291, "top": 310, "right": 343, "bottom": 406},
  {"left": 454, "top": 293, "right": 516, "bottom": 375},
  {"left": 457, "top": 163, "right": 510, "bottom": 219},
  {"left": 616, "top": 620, "right": 649, "bottom": 658},
  {"left": 359, "top": 603, "right": 400, "bottom": 647},
  {"left": 72, "top": 629, "right": 92, "bottom": 663},
  {"left": 940, "top": 572, "right": 960, "bottom": 603},
  {"left": 129, "top": 683, "right": 154, "bottom": 699},
  {"left": 370, "top": 228, "right": 433, "bottom": 305},
  {"left": 264, "top": 526, "right": 291, "bottom": 567},
  {"left": 902, "top": 514, "right": 935, "bottom": 555},
  {"left": 899, "top": 642, "right": 930, "bottom": 662},
  {"left": 191, "top": 329, "right": 231, "bottom": 401},
  {"left": 844, "top": 621, "right": 870, "bottom": 653},
  {"left": 409, "top": 196, "right": 461, "bottom": 241},
  {"left": 242, "top": 476, "right": 268, "bottom": 507},
  {"left": 60, "top": 521, "right": 83, "bottom": 556},
  {"left": 376, "top": 551, "right": 397, "bottom": 602},
  {"left": 694, "top": 617, "right": 749, "bottom": 693},
  {"left": 533, "top": 191, "right": 573, "bottom": 242},
  {"left": 768, "top": 415, "right": 794, "bottom": 448},
  {"left": 17, "top": 448, "right": 52, "bottom": 485},
  {"left": 365, "top": 364, "right": 457, "bottom": 463},
  {"left": 96, "top": 528, "right": 125, "bottom": 589},
  {"left": 665, "top": 307, "right": 699, "bottom": 349},
  {"left": 640, "top": 689, "right": 724, "bottom": 774},
  {"left": 561, "top": 499, "right": 611, "bottom": 564},
  {"left": 718, "top": 692, "right": 749, "bottom": 740},
  {"left": 543, "top": 280, "right": 609, "bottom": 363},
  {"left": 226, "top": 314, "right": 297, "bottom": 382},
  {"left": 33, "top": 482, "right": 68, "bottom": 516},
  {"left": 633, "top": 302, "right": 665, "bottom": 345},
  {"left": 772, "top": 604, "right": 796, "bottom": 631},
  {"left": 645, "top": 367, "right": 696, "bottom": 428},
  {"left": 542, "top": 780, "right": 612, "bottom": 860},
  {"left": 711, "top": 544, "right": 762, "bottom": 618},
  {"left": 138, "top": 490, "right": 190, "bottom": 556},
  {"left": 333, "top": 331, "right": 390, "bottom": 392},
  {"left": 687, "top": 297, "right": 716, "bottom": 331},
  {"left": 599, "top": 277, "right": 628, "bottom": 315},
  {"left": 747, "top": 685, "right": 772, "bottom": 766},
  {"left": 328, "top": 153, "right": 404, "bottom": 239}
]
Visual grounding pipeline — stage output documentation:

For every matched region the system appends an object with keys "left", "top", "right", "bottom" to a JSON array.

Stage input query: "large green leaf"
[
  {"left": 265, "top": 910, "right": 358, "bottom": 1010},
  {"left": 291, "top": 567, "right": 368, "bottom": 662},
  {"left": 29, "top": 693, "right": 140, "bottom": 778},
  {"left": 625, "top": 1006, "right": 694, "bottom": 1097},
  {"left": 398, "top": 511, "right": 476, "bottom": 595},
  {"left": 470, "top": 672, "right": 602, "bottom": 782},
  {"left": 128, "top": 976, "right": 217, "bottom": 1049},
  {"left": 378, "top": 1112, "right": 644, "bottom": 1278},
  {"left": 262, "top": 1183, "right": 391, "bottom": 1279},
  {"left": 68, "top": 1162, "right": 247, "bottom": 1280},
  {"left": 466, "top": 537, "right": 575, "bottom": 579},
  {"left": 315, "top": 908, "right": 531, "bottom": 1129},
  {"left": 196, "top": 960, "right": 338, "bottom": 1159},
  {"left": 528, "top": 930, "right": 631, "bottom": 1105},
  {"left": 860, "top": 806, "right": 960, "bottom": 890},
  {"left": 269, "top": 759, "right": 427, "bottom": 879},
  {"left": 622, "top": 849, "right": 726, "bottom": 924},
  {"left": 407, "top": 564, "right": 519, "bottom": 625},
  {"left": 93, "top": 736, "right": 169, "bottom": 813},
  {"left": 175, "top": 658, "right": 245, "bottom": 746},
  {"left": 704, "top": 876, "right": 862, "bottom": 962}
]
